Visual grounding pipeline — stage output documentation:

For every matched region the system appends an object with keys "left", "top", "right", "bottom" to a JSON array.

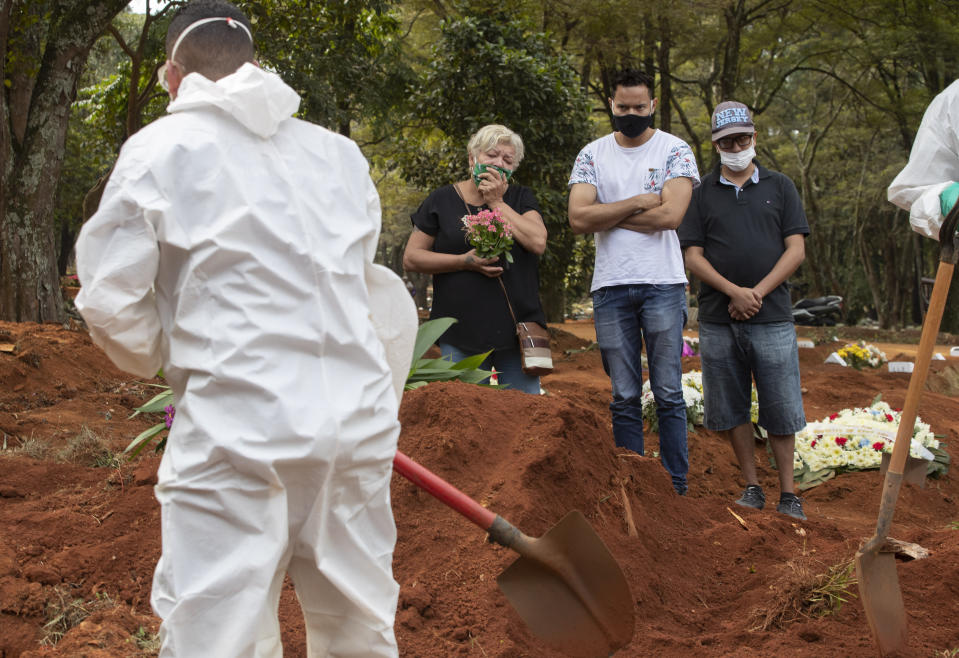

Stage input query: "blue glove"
[{"left": 941, "top": 181, "right": 959, "bottom": 217}]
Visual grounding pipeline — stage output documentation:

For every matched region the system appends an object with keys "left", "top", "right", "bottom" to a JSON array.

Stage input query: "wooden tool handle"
[{"left": 886, "top": 259, "right": 953, "bottom": 476}]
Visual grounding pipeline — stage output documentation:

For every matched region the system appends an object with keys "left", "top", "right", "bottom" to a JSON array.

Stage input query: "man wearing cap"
[
  {"left": 74, "top": 0, "right": 416, "bottom": 655},
  {"left": 567, "top": 69, "right": 699, "bottom": 496},
  {"left": 678, "top": 101, "right": 810, "bottom": 520}
]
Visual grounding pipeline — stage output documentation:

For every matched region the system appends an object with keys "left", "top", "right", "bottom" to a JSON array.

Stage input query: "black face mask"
[{"left": 613, "top": 113, "right": 654, "bottom": 139}]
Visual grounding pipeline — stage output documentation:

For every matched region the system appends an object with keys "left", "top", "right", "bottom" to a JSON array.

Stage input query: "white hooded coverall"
[
  {"left": 75, "top": 63, "right": 416, "bottom": 657},
  {"left": 888, "top": 78, "right": 959, "bottom": 240}
]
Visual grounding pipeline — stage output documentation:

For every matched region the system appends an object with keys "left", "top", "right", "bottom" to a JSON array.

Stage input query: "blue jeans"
[
  {"left": 592, "top": 284, "right": 688, "bottom": 489},
  {"left": 438, "top": 343, "right": 541, "bottom": 394}
]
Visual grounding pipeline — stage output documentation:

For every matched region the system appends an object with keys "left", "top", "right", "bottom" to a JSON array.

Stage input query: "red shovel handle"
[{"left": 393, "top": 450, "right": 497, "bottom": 532}]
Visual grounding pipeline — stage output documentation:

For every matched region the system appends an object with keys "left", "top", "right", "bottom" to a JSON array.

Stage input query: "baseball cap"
[{"left": 711, "top": 101, "right": 755, "bottom": 141}]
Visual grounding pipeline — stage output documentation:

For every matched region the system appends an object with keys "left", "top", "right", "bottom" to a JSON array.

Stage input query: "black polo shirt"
[{"left": 678, "top": 161, "right": 809, "bottom": 323}]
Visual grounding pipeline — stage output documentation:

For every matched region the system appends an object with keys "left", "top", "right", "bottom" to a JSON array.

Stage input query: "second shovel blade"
[{"left": 855, "top": 547, "right": 907, "bottom": 655}]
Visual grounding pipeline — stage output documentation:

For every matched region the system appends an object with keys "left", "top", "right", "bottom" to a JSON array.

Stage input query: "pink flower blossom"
[{"left": 461, "top": 208, "right": 514, "bottom": 262}]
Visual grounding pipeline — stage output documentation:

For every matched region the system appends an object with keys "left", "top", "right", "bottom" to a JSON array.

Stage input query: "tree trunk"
[
  {"left": 720, "top": 0, "right": 745, "bottom": 101},
  {"left": 0, "top": 0, "right": 128, "bottom": 322},
  {"left": 657, "top": 14, "right": 672, "bottom": 134}
]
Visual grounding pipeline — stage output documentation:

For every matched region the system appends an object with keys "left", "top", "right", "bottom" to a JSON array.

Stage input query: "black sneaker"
[
  {"left": 735, "top": 484, "right": 765, "bottom": 510},
  {"left": 777, "top": 493, "right": 807, "bottom": 521}
]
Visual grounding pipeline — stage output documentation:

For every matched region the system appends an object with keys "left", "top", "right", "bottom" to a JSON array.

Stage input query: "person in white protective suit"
[
  {"left": 888, "top": 78, "right": 959, "bottom": 238},
  {"left": 74, "top": 1, "right": 417, "bottom": 656}
]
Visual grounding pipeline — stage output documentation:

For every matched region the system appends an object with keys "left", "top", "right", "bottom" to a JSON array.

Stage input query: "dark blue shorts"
[{"left": 699, "top": 320, "right": 806, "bottom": 435}]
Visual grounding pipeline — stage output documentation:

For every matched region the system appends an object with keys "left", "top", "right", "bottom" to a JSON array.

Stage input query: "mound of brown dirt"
[
  {"left": 548, "top": 326, "right": 593, "bottom": 353},
  {"left": 798, "top": 325, "right": 959, "bottom": 346},
  {"left": 1, "top": 320, "right": 959, "bottom": 657}
]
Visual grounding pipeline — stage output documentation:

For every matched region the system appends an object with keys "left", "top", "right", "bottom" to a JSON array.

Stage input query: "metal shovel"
[
  {"left": 855, "top": 202, "right": 959, "bottom": 655},
  {"left": 393, "top": 450, "right": 635, "bottom": 658}
]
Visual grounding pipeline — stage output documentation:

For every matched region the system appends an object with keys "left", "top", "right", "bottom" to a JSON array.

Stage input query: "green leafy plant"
[
  {"left": 405, "top": 318, "right": 496, "bottom": 390},
  {"left": 125, "top": 383, "right": 174, "bottom": 457}
]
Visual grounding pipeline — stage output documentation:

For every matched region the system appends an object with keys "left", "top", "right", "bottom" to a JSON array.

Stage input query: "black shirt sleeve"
[
  {"left": 410, "top": 189, "right": 443, "bottom": 237},
  {"left": 678, "top": 180, "right": 707, "bottom": 249},
  {"left": 779, "top": 174, "right": 811, "bottom": 238}
]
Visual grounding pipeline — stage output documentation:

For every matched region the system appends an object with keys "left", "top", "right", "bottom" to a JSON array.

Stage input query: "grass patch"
[
  {"left": 15, "top": 434, "right": 51, "bottom": 460},
  {"left": 751, "top": 557, "right": 857, "bottom": 630},
  {"left": 40, "top": 587, "right": 115, "bottom": 646},
  {"left": 57, "top": 426, "right": 121, "bottom": 468},
  {"left": 131, "top": 625, "right": 161, "bottom": 652}
]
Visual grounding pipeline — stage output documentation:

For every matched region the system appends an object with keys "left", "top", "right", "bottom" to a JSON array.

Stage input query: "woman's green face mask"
[{"left": 472, "top": 163, "right": 512, "bottom": 186}]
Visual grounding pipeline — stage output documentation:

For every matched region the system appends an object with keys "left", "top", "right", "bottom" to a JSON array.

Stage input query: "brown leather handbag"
[
  {"left": 498, "top": 279, "right": 552, "bottom": 376},
  {"left": 514, "top": 321, "right": 553, "bottom": 375}
]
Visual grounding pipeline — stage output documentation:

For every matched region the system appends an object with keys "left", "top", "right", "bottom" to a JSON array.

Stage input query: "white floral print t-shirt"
[{"left": 569, "top": 130, "right": 700, "bottom": 291}]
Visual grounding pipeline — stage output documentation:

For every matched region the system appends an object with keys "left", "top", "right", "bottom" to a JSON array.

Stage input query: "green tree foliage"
[
  {"left": 394, "top": 6, "right": 593, "bottom": 319},
  {"left": 241, "top": 0, "right": 414, "bottom": 136},
  {"left": 747, "top": 0, "right": 959, "bottom": 329},
  {"left": 21, "top": 0, "right": 959, "bottom": 331},
  {"left": 55, "top": 10, "right": 171, "bottom": 276}
]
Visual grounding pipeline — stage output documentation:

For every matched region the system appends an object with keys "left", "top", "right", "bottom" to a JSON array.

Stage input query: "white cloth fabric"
[
  {"left": 568, "top": 131, "right": 700, "bottom": 291},
  {"left": 76, "top": 62, "right": 414, "bottom": 657},
  {"left": 888, "top": 78, "right": 959, "bottom": 240}
]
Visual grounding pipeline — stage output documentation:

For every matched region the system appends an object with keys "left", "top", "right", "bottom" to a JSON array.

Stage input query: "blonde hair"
[{"left": 467, "top": 124, "right": 525, "bottom": 166}]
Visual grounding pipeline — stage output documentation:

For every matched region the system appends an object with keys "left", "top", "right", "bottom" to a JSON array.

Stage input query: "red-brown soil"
[{"left": 1, "top": 319, "right": 959, "bottom": 657}]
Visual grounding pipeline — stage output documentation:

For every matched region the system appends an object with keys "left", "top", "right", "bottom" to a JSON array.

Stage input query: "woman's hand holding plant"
[
  {"left": 461, "top": 248, "right": 504, "bottom": 278},
  {"left": 461, "top": 207, "right": 514, "bottom": 274}
]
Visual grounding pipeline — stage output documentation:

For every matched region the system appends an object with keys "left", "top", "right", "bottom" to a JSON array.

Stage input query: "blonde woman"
[{"left": 403, "top": 124, "right": 548, "bottom": 393}]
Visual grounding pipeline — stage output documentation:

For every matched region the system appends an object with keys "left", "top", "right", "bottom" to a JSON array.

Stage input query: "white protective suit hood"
[
  {"left": 75, "top": 59, "right": 416, "bottom": 656},
  {"left": 168, "top": 62, "right": 300, "bottom": 138},
  {"left": 888, "top": 79, "right": 959, "bottom": 240}
]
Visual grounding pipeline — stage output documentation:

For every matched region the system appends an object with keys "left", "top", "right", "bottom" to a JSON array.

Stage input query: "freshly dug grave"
[{"left": 1, "top": 321, "right": 958, "bottom": 657}]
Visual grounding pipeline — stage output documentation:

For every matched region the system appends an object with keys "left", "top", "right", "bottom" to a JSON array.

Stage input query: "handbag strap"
[{"left": 452, "top": 183, "right": 520, "bottom": 326}]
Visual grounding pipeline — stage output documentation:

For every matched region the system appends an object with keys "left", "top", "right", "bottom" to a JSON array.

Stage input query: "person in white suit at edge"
[
  {"left": 74, "top": 1, "right": 417, "bottom": 656},
  {"left": 888, "top": 78, "right": 959, "bottom": 238}
]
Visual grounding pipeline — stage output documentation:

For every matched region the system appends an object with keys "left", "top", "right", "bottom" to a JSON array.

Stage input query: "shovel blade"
[
  {"left": 855, "top": 547, "right": 907, "bottom": 655},
  {"left": 496, "top": 510, "right": 634, "bottom": 658}
]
